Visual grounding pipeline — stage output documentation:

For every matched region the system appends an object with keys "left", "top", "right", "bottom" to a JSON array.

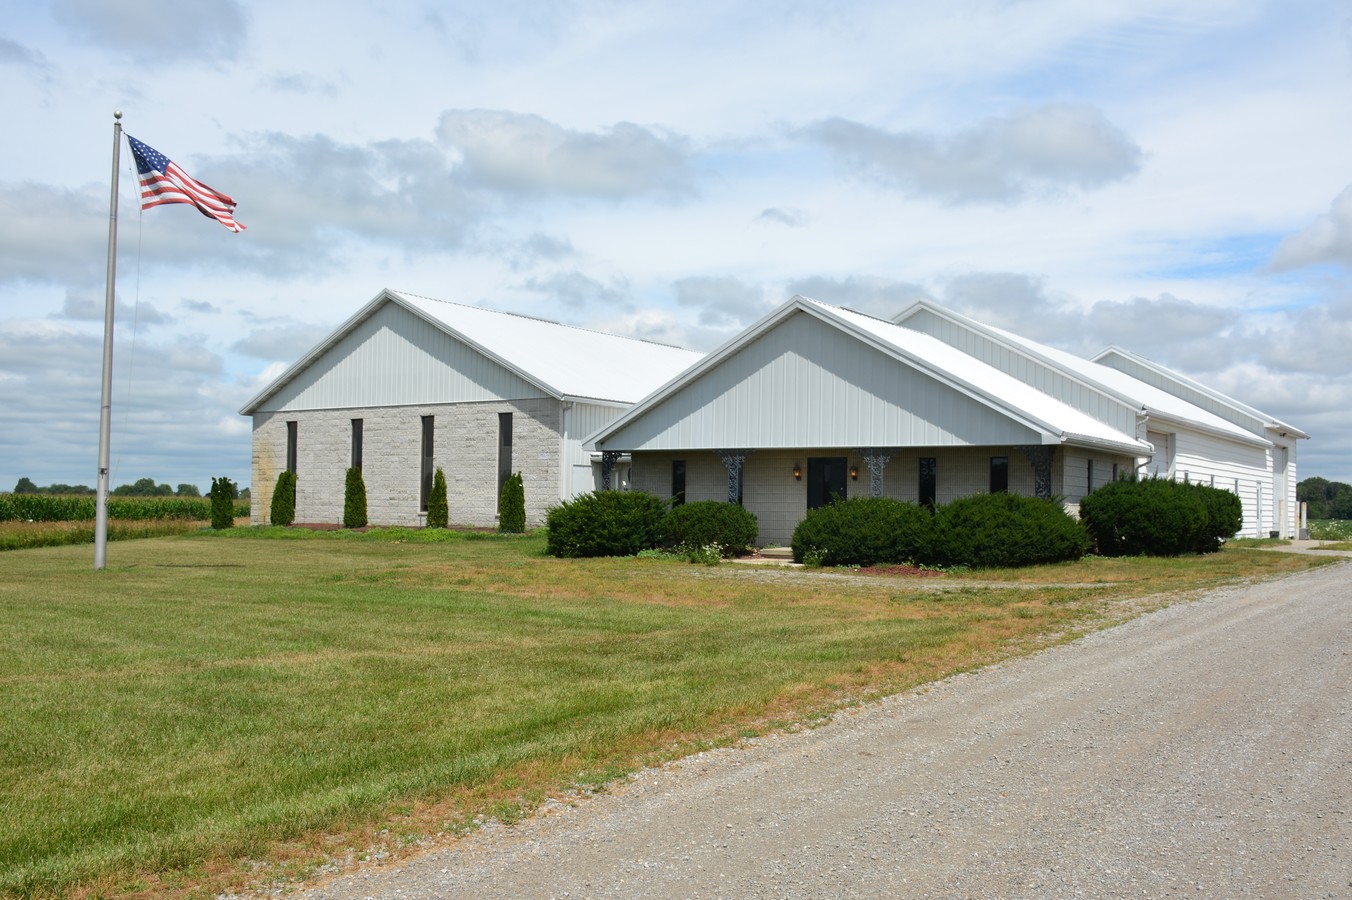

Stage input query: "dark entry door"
[{"left": 807, "top": 457, "right": 848, "bottom": 510}]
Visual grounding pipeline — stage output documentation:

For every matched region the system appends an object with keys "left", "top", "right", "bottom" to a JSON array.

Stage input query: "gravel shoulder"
[{"left": 299, "top": 561, "right": 1352, "bottom": 899}]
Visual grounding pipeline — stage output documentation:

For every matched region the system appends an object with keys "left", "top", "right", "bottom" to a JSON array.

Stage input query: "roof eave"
[
  {"left": 1142, "top": 411, "right": 1273, "bottom": 449},
  {"left": 238, "top": 288, "right": 397, "bottom": 415}
]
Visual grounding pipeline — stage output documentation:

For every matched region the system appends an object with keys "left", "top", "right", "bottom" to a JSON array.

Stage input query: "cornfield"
[{"left": 0, "top": 494, "right": 250, "bottom": 523}]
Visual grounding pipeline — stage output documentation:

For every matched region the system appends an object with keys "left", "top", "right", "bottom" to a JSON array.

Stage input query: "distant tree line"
[
  {"left": 12, "top": 477, "right": 249, "bottom": 500},
  {"left": 1297, "top": 477, "right": 1352, "bottom": 520}
]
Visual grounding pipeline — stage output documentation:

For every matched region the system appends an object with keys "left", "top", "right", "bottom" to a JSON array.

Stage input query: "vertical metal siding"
[
  {"left": 260, "top": 304, "right": 546, "bottom": 411},
  {"left": 601, "top": 312, "right": 1044, "bottom": 451},
  {"left": 907, "top": 313, "right": 1138, "bottom": 437}
]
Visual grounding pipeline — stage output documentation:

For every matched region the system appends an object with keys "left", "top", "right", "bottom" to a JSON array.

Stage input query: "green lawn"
[{"left": 0, "top": 529, "right": 1335, "bottom": 897}]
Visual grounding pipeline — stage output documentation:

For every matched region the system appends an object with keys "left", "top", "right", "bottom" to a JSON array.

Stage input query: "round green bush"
[
  {"left": 1189, "top": 482, "right": 1243, "bottom": 552},
  {"left": 660, "top": 501, "right": 759, "bottom": 557},
  {"left": 545, "top": 490, "right": 668, "bottom": 557},
  {"left": 929, "top": 492, "right": 1089, "bottom": 568},
  {"left": 1079, "top": 476, "right": 1223, "bottom": 556},
  {"left": 790, "top": 496, "right": 933, "bottom": 566}
]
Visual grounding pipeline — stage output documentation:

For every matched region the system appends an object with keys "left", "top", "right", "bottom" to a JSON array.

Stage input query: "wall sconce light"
[
  {"left": 792, "top": 464, "right": 802, "bottom": 480},
  {"left": 849, "top": 465, "right": 859, "bottom": 481}
]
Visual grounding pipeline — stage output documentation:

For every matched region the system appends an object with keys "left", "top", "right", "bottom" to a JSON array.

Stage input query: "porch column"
[
  {"left": 716, "top": 449, "right": 755, "bottom": 504},
  {"left": 1017, "top": 445, "right": 1057, "bottom": 499},
  {"left": 600, "top": 450, "right": 622, "bottom": 490},
  {"left": 856, "top": 448, "right": 894, "bottom": 499}
]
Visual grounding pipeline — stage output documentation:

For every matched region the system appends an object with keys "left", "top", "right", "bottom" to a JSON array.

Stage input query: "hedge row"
[
  {"left": 791, "top": 493, "right": 1090, "bottom": 568},
  {"left": 547, "top": 477, "right": 1248, "bottom": 566},
  {"left": 545, "top": 495, "right": 758, "bottom": 558},
  {"left": 0, "top": 493, "right": 249, "bottom": 523}
]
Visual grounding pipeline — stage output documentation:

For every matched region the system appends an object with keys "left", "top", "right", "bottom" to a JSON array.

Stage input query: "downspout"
[{"left": 559, "top": 400, "right": 572, "bottom": 502}]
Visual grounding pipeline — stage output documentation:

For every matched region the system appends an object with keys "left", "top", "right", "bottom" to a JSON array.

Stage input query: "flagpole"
[{"left": 95, "top": 110, "right": 122, "bottom": 571}]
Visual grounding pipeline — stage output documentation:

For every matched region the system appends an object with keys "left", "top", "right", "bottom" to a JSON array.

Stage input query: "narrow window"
[
  {"left": 672, "top": 459, "right": 686, "bottom": 506},
  {"left": 1112, "top": 462, "right": 1119, "bottom": 482},
  {"left": 351, "top": 419, "right": 363, "bottom": 471},
  {"left": 919, "top": 457, "right": 937, "bottom": 508},
  {"left": 989, "top": 456, "right": 1008, "bottom": 493},
  {"left": 420, "top": 416, "right": 434, "bottom": 512},
  {"left": 497, "top": 412, "right": 513, "bottom": 511},
  {"left": 1086, "top": 459, "right": 1095, "bottom": 494},
  {"left": 286, "top": 421, "right": 298, "bottom": 474}
]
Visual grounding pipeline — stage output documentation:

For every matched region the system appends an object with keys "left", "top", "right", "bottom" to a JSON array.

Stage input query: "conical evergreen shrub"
[
  {"left": 343, "top": 467, "right": 367, "bottom": 529},
  {"left": 427, "top": 467, "right": 448, "bottom": 528},
  {"left": 270, "top": 470, "right": 296, "bottom": 526},
  {"left": 499, "top": 471, "right": 525, "bottom": 533}
]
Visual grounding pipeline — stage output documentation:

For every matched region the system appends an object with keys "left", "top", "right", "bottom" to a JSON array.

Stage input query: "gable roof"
[
  {"left": 1092, "top": 345, "right": 1308, "bottom": 439},
  {"left": 893, "top": 299, "right": 1274, "bottom": 449},
  {"left": 591, "top": 295, "right": 1150, "bottom": 455},
  {"left": 240, "top": 289, "right": 706, "bottom": 414}
]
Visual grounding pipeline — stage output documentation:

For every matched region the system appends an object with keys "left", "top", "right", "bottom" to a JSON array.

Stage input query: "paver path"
[{"left": 302, "top": 561, "right": 1352, "bottom": 899}]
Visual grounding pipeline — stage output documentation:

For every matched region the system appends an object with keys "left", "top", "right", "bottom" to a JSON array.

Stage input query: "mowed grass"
[{"left": 0, "top": 531, "right": 1336, "bottom": 897}]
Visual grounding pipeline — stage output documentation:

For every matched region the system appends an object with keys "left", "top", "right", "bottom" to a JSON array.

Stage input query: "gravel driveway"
[{"left": 301, "top": 561, "right": 1352, "bottom": 899}]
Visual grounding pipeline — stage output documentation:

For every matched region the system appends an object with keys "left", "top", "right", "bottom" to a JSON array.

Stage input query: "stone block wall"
[{"left": 249, "top": 398, "right": 562, "bottom": 528}]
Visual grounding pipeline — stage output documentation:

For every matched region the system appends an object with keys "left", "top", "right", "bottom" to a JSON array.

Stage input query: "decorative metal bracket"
[
  {"left": 855, "top": 448, "right": 894, "bottom": 498},
  {"left": 716, "top": 449, "right": 755, "bottom": 504},
  {"left": 1017, "top": 445, "right": 1056, "bottom": 499},
  {"left": 600, "top": 450, "right": 622, "bottom": 490}
]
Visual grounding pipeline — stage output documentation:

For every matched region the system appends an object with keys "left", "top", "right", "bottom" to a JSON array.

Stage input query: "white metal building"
[
  {"left": 239, "top": 289, "right": 704, "bottom": 527},
  {"left": 591, "top": 296, "right": 1303, "bottom": 545},
  {"left": 894, "top": 300, "right": 1306, "bottom": 540}
]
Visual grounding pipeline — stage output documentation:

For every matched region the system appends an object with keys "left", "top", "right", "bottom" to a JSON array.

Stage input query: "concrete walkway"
[{"left": 1257, "top": 539, "right": 1352, "bottom": 558}]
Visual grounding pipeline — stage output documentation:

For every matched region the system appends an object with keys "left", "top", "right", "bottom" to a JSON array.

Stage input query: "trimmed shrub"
[
  {"left": 1189, "top": 481, "right": 1243, "bottom": 552},
  {"left": 499, "top": 472, "right": 526, "bottom": 533},
  {"left": 270, "top": 470, "right": 296, "bottom": 527},
  {"left": 661, "top": 501, "right": 759, "bottom": 557},
  {"left": 343, "top": 467, "right": 368, "bottom": 529},
  {"left": 208, "top": 476, "right": 237, "bottom": 530},
  {"left": 790, "top": 497, "right": 933, "bottom": 566},
  {"left": 1080, "top": 476, "right": 1218, "bottom": 556},
  {"left": 929, "top": 492, "right": 1089, "bottom": 568},
  {"left": 427, "top": 467, "right": 449, "bottom": 528},
  {"left": 545, "top": 490, "right": 667, "bottom": 558}
]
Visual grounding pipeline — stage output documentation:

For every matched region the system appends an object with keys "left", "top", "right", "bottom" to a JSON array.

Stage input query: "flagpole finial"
[{"left": 114, "top": 110, "right": 122, "bottom": 120}]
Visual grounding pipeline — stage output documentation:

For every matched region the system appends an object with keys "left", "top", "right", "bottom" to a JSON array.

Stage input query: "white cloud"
[
  {"left": 0, "top": 37, "right": 49, "bottom": 70},
  {"left": 756, "top": 208, "right": 808, "bottom": 227},
  {"left": 0, "top": 318, "right": 248, "bottom": 491},
  {"left": 437, "top": 109, "right": 696, "bottom": 199},
  {"left": 805, "top": 104, "right": 1143, "bottom": 204},
  {"left": 1271, "top": 184, "right": 1352, "bottom": 270},
  {"left": 520, "top": 271, "right": 632, "bottom": 310},
  {"left": 51, "top": 0, "right": 248, "bottom": 64},
  {"left": 230, "top": 321, "right": 331, "bottom": 362},
  {"left": 673, "top": 276, "right": 774, "bottom": 328}
]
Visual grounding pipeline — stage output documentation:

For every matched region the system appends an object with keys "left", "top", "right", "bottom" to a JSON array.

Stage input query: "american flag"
[{"left": 126, "top": 135, "right": 245, "bottom": 232}]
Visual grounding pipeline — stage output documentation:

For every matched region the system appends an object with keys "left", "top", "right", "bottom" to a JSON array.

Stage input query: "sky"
[{"left": 3, "top": 0, "right": 1351, "bottom": 493}]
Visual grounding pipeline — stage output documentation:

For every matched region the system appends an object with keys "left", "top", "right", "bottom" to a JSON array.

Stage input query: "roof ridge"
[{"left": 389, "top": 289, "right": 696, "bottom": 352}]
